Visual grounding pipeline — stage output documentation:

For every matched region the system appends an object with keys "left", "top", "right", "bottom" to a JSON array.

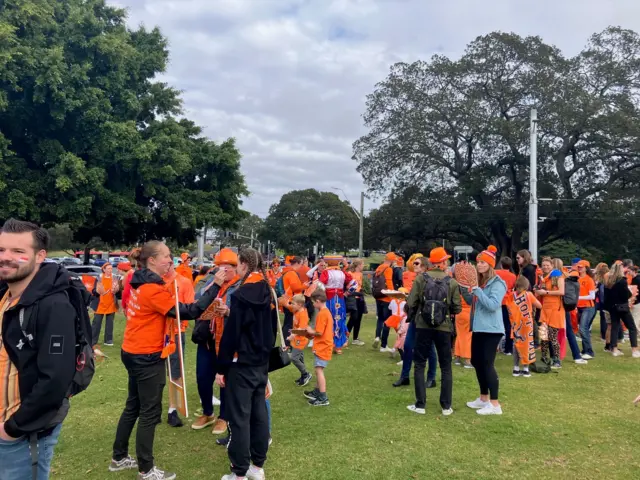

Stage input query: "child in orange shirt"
[
  {"left": 507, "top": 276, "right": 542, "bottom": 377},
  {"left": 303, "top": 290, "right": 332, "bottom": 406},
  {"left": 286, "top": 294, "right": 312, "bottom": 387}
]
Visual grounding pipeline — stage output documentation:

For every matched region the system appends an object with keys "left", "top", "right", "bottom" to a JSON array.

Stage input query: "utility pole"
[
  {"left": 196, "top": 225, "right": 205, "bottom": 267},
  {"left": 359, "top": 192, "right": 364, "bottom": 258},
  {"left": 528, "top": 108, "right": 538, "bottom": 264},
  {"left": 250, "top": 228, "right": 254, "bottom": 248}
]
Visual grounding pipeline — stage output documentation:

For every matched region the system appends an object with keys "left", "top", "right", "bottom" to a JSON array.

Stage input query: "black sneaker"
[
  {"left": 167, "top": 411, "right": 183, "bottom": 428},
  {"left": 426, "top": 379, "right": 437, "bottom": 389},
  {"left": 300, "top": 373, "right": 312, "bottom": 387},
  {"left": 294, "top": 376, "right": 303, "bottom": 386},
  {"left": 551, "top": 361, "right": 562, "bottom": 369},
  {"left": 216, "top": 435, "right": 229, "bottom": 447},
  {"left": 308, "top": 396, "right": 330, "bottom": 406},
  {"left": 393, "top": 377, "right": 410, "bottom": 387},
  {"left": 512, "top": 369, "right": 521, "bottom": 377},
  {"left": 303, "top": 389, "right": 319, "bottom": 400},
  {"left": 521, "top": 370, "right": 531, "bottom": 378}
]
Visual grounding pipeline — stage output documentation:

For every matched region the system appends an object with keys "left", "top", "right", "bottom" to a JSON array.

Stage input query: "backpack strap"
[{"left": 18, "top": 307, "right": 35, "bottom": 349}]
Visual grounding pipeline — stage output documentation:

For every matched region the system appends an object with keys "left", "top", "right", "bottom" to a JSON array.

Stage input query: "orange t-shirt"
[
  {"left": 351, "top": 271, "right": 363, "bottom": 292},
  {"left": 123, "top": 283, "right": 175, "bottom": 354},
  {"left": 577, "top": 275, "right": 596, "bottom": 309},
  {"left": 495, "top": 270, "right": 517, "bottom": 306},
  {"left": 292, "top": 308, "right": 310, "bottom": 350},
  {"left": 96, "top": 276, "right": 117, "bottom": 315},
  {"left": 313, "top": 307, "right": 334, "bottom": 361},
  {"left": 164, "top": 272, "right": 195, "bottom": 332}
]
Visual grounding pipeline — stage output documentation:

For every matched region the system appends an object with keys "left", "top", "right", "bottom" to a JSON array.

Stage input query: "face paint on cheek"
[{"left": 17, "top": 256, "right": 29, "bottom": 263}]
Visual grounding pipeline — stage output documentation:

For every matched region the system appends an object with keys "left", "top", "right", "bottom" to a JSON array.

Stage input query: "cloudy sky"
[{"left": 111, "top": 0, "right": 640, "bottom": 217}]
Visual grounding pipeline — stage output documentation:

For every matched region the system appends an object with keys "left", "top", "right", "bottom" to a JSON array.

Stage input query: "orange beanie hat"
[{"left": 477, "top": 245, "right": 498, "bottom": 268}]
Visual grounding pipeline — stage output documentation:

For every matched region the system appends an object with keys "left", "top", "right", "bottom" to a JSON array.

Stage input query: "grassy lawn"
[{"left": 52, "top": 311, "right": 639, "bottom": 480}]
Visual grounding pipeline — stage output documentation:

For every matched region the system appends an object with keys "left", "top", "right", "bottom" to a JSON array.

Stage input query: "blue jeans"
[
  {"left": 375, "top": 300, "right": 391, "bottom": 348},
  {"left": 196, "top": 342, "right": 216, "bottom": 417},
  {"left": 266, "top": 399, "right": 272, "bottom": 433},
  {"left": 578, "top": 307, "right": 596, "bottom": 357},
  {"left": 0, "top": 424, "right": 62, "bottom": 480},
  {"left": 401, "top": 321, "right": 437, "bottom": 381},
  {"left": 565, "top": 312, "right": 583, "bottom": 361}
]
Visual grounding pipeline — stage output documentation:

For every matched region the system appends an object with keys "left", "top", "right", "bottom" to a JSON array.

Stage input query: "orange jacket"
[{"left": 282, "top": 267, "right": 304, "bottom": 295}]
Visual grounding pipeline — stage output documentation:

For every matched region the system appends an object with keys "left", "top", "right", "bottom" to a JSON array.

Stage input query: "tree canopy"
[
  {"left": 0, "top": 0, "right": 247, "bottom": 246},
  {"left": 354, "top": 27, "right": 640, "bottom": 259},
  {"left": 262, "top": 189, "right": 359, "bottom": 255}
]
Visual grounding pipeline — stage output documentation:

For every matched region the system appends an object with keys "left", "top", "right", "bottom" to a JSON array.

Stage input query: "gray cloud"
[{"left": 112, "top": 0, "right": 640, "bottom": 216}]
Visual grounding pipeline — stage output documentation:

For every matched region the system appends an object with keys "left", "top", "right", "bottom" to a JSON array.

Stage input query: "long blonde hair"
[
  {"left": 347, "top": 259, "right": 363, "bottom": 273},
  {"left": 478, "top": 266, "right": 496, "bottom": 288},
  {"left": 594, "top": 262, "right": 609, "bottom": 285},
  {"left": 605, "top": 262, "right": 625, "bottom": 288}
]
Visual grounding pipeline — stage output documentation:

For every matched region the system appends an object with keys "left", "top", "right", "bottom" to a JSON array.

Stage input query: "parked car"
[
  {"left": 64, "top": 265, "right": 103, "bottom": 277},
  {"left": 59, "top": 257, "right": 82, "bottom": 266},
  {"left": 110, "top": 256, "right": 129, "bottom": 267}
]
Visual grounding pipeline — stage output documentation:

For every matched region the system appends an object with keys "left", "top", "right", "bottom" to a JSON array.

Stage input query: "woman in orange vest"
[
  {"left": 403, "top": 253, "right": 425, "bottom": 291},
  {"left": 91, "top": 263, "right": 119, "bottom": 355},
  {"left": 111, "top": 241, "right": 225, "bottom": 478},
  {"left": 176, "top": 252, "right": 194, "bottom": 281},
  {"left": 535, "top": 257, "right": 565, "bottom": 368}
]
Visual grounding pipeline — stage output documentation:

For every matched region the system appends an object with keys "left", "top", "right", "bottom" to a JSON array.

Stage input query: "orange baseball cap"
[
  {"left": 577, "top": 260, "right": 591, "bottom": 268},
  {"left": 385, "top": 252, "right": 397, "bottom": 262},
  {"left": 429, "top": 247, "right": 451, "bottom": 264}
]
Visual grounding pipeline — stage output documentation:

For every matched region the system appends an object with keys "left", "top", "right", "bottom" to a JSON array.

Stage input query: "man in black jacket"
[{"left": 0, "top": 219, "right": 77, "bottom": 479}]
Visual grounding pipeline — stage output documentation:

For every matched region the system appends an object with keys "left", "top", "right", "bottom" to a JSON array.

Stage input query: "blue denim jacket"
[{"left": 462, "top": 275, "right": 507, "bottom": 334}]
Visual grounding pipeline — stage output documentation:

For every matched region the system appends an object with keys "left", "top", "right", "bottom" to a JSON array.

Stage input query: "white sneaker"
[
  {"left": 574, "top": 358, "right": 588, "bottom": 365},
  {"left": 138, "top": 467, "right": 176, "bottom": 480},
  {"left": 612, "top": 350, "right": 624, "bottom": 357},
  {"left": 407, "top": 405, "right": 426, "bottom": 415},
  {"left": 212, "top": 395, "right": 221, "bottom": 407},
  {"left": 396, "top": 360, "right": 403, "bottom": 366},
  {"left": 464, "top": 364, "right": 474, "bottom": 369},
  {"left": 380, "top": 347, "right": 393, "bottom": 353},
  {"left": 466, "top": 398, "right": 491, "bottom": 409},
  {"left": 221, "top": 475, "right": 243, "bottom": 480},
  {"left": 442, "top": 408, "right": 454, "bottom": 416},
  {"left": 372, "top": 337, "right": 381, "bottom": 349},
  {"left": 581, "top": 354, "right": 593, "bottom": 360},
  {"left": 633, "top": 351, "right": 640, "bottom": 358},
  {"left": 109, "top": 455, "right": 138, "bottom": 472},
  {"left": 247, "top": 464, "right": 266, "bottom": 480},
  {"left": 477, "top": 404, "right": 503, "bottom": 416},
  {"left": 104, "top": 343, "right": 114, "bottom": 347},
  {"left": 352, "top": 339, "right": 365, "bottom": 346}
]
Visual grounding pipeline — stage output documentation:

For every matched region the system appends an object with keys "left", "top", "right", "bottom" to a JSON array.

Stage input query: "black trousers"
[
  {"left": 92, "top": 313, "right": 115, "bottom": 345},
  {"left": 610, "top": 309, "right": 638, "bottom": 348},
  {"left": 283, "top": 309, "right": 294, "bottom": 347},
  {"left": 347, "top": 296, "right": 366, "bottom": 340},
  {"left": 226, "top": 363, "right": 270, "bottom": 477},
  {"left": 471, "top": 332, "right": 502, "bottom": 401},
  {"left": 414, "top": 328, "right": 452, "bottom": 410},
  {"left": 501, "top": 306, "right": 513, "bottom": 354},
  {"left": 113, "top": 351, "right": 165, "bottom": 473}
]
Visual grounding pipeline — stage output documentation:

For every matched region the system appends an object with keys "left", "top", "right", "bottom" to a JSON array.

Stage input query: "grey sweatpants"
[{"left": 291, "top": 348, "right": 307, "bottom": 376}]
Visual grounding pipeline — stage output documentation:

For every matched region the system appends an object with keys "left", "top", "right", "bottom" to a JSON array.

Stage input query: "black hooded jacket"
[
  {"left": 217, "top": 278, "right": 277, "bottom": 374},
  {"left": 0, "top": 263, "right": 77, "bottom": 438}
]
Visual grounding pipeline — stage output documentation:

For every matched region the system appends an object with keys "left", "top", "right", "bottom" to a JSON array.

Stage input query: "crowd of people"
[{"left": 1, "top": 216, "right": 640, "bottom": 479}]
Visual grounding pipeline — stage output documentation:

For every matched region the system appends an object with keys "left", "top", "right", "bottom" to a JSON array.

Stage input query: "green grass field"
[{"left": 51, "top": 312, "right": 640, "bottom": 480}]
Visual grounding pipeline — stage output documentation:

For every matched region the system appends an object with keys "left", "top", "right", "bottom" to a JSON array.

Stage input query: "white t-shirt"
[{"left": 389, "top": 300, "right": 406, "bottom": 317}]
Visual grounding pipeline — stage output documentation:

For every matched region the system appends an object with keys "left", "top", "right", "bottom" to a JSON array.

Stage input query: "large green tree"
[
  {"left": 354, "top": 27, "right": 640, "bottom": 258},
  {"left": 0, "top": 0, "right": 247, "bottom": 246},
  {"left": 262, "top": 189, "right": 359, "bottom": 255}
]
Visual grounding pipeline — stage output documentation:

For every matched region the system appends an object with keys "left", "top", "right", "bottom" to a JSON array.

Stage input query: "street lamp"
[{"left": 331, "top": 187, "right": 364, "bottom": 258}]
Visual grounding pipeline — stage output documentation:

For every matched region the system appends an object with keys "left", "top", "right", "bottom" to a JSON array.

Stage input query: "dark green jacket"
[{"left": 407, "top": 269, "right": 462, "bottom": 331}]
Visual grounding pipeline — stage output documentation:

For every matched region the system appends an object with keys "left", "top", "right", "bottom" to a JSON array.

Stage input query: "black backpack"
[
  {"left": 20, "top": 278, "right": 95, "bottom": 397},
  {"left": 420, "top": 274, "right": 451, "bottom": 328},
  {"left": 371, "top": 267, "right": 388, "bottom": 299},
  {"left": 563, "top": 277, "right": 580, "bottom": 312}
]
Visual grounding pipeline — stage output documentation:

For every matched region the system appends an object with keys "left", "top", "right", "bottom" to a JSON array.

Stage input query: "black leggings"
[
  {"left": 610, "top": 309, "right": 638, "bottom": 349},
  {"left": 471, "top": 332, "right": 502, "bottom": 401},
  {"left": 347, "top": 296, "right": 365, "bottom": 340}
]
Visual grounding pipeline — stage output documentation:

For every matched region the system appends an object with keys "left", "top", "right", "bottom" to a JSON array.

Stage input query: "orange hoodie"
[{"left": 374, "top": 263, "right": 394, "bottom": 303}]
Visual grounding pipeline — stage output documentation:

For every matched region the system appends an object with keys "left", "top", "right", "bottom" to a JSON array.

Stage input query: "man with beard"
[{"left": 0, "top": 219, "right": 77, "bottom": 479}]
